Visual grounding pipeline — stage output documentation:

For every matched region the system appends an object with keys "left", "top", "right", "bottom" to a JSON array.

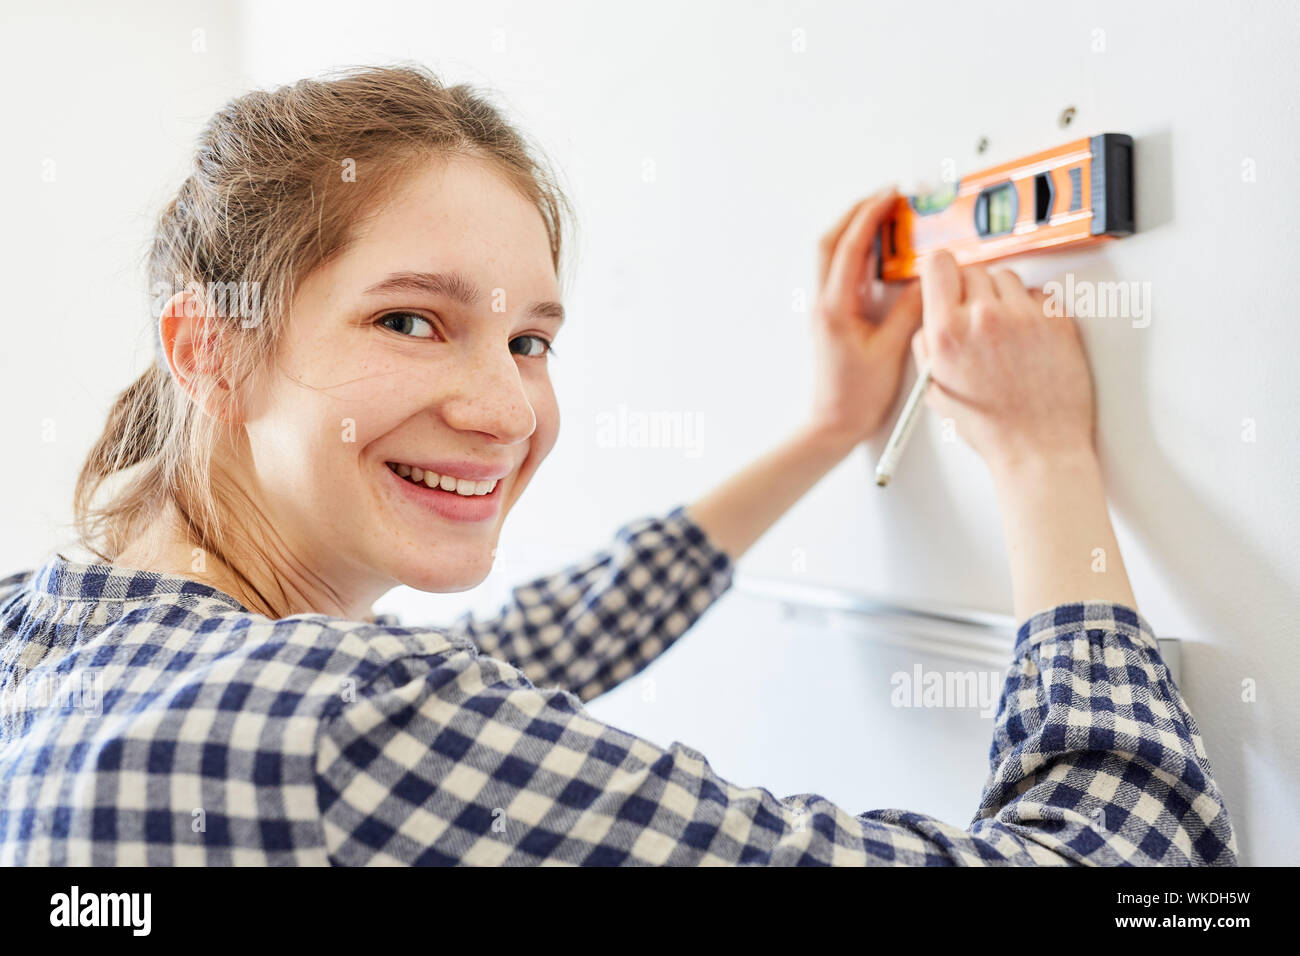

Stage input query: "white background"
[{"left": 1, "top": 0, "right": 1295, "bottom": 863}]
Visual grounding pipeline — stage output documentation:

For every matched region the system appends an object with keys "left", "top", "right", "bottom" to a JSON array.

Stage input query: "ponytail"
[{"left": 73, "top": 363, "right": 171, "bottom": 561}]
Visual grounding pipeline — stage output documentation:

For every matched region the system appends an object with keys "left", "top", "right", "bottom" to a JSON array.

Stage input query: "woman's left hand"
[{"left": 807, "top": 187, "right": 923, "bottom": 451}]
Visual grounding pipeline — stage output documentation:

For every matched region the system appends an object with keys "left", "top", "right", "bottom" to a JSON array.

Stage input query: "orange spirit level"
[{"left": 877, "top": 133, "right": 1134, "bottom": 281}]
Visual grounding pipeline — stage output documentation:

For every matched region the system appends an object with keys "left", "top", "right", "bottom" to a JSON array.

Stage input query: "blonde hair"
[{"left": 74, "top": 64, "right": 574, "bottom": 573}]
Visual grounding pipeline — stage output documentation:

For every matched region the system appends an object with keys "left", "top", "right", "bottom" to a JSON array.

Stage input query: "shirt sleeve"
[
  {"left": 315, "top": 599, "right": 1237, "bottom": 866},
  {"left": 442, "top": 505, "right": 734, "bottom": 702}
]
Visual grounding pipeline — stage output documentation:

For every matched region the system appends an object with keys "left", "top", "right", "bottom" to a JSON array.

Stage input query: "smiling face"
[{"left": 237, "top": 155, "right": 563, "bottom": 600}]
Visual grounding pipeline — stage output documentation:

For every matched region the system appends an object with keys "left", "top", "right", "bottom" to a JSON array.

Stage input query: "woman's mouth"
[
  {"left": 384, "top": 461, "right": 504, "bottom": 522},
  {"left": 387, "top": 461, "right": 498, "bottom": 496}
]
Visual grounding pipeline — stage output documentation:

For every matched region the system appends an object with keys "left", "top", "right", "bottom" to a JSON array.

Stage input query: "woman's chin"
[{"left": 396, "top": 557, "right": 494, "bottom": 594}]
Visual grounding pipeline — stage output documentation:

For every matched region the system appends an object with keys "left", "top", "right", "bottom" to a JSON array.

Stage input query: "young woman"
[{"left": 0, "top": 66, "right": 1235, "bottom": 866}]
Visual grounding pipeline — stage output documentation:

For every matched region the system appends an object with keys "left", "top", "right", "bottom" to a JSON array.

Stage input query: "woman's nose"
[{"left": 437, "top": 343, "right": 537, "bottom": 444}]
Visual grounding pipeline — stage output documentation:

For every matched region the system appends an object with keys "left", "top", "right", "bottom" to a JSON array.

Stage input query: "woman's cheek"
[
  {"left": 327, "top": 361, "right": 418, "bottom": 448},
  {"left": 529, "top": 381, "right": 561, "bottom": 459}
]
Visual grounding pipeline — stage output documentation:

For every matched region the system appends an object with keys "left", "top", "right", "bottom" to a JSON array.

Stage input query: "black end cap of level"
[{"left": 1090, "top": 133, "right": 1135, "bottom": 236}]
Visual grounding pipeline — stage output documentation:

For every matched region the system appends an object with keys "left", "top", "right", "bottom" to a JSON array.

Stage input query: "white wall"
[
  {"left": 3, "top": 0, "right": 1295, "bottom": 863},
  {"left": 0, "top": 1, "right": 247, "bottom": 564}
]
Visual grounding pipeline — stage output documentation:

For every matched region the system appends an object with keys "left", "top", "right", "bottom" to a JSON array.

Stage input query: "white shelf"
[{"left": 734, "top": 573, "right": 1182, "bottom": 685}]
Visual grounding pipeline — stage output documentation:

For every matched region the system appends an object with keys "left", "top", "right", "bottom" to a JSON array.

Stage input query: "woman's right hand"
[{"left": 909, "top": 250, "right": 1097, "bottom": 475}]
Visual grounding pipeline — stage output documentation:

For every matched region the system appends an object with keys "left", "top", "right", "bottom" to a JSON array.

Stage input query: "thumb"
[
  {"left": 910, "top": 326, "right": 928, "bottom": 372},
  {"left": 918, "top": 250, "right": 963, "bottom": 315},
  {"left": 882, "top": 280, "right": 923, "bottom": 345},
  {"left": 908, "top": 328, "right": 946, "bottom": 416}
]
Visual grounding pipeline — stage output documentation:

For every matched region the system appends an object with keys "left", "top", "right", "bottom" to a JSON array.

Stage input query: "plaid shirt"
[{"left": 0, "top": 505, "right": 1236, "bottom": 865}]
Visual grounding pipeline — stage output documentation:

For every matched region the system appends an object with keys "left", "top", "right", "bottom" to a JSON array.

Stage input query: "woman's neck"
[{"left": 113, "top": 502, "right": 380, "bottom": 621}]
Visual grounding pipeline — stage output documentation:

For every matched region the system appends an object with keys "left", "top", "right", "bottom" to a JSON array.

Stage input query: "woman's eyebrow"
[{"left": 362, "top": 270, "right": 564, "bottom": 323}]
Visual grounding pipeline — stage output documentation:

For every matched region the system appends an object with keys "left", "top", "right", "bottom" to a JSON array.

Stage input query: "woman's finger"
[
  {"left": 822, "top": 187, "right": 898, "bottom": 307},
  {"left": 918, "top": 250, "right": 962, "bottom": 312},
  {"left": 819, "top": 194, "right": 875, "bottom": 287},
  {"left": 910, "top": 328, "right": 940, "bottom": 415},
  {"left": 991, "top": 268, "right": 1025, "bottom": 302},
  {"left": 862, "top": 238, "right": 881, "bottom": 307},
  {"left": 882, "top": 279, "right": 923, "bottom": 346},
  {"left": 1026, "top": 285, "right": 1052, "bottom": 311},
  {"left": 911, "top": 326, "right": 928, "bottom": 370},
  {"left": 962, "top": 264, "right": 996, "bottom": 301}
]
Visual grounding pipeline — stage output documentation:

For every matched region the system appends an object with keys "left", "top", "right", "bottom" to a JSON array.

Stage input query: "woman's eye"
[
  {"left": 378, "top": 314, "right": 551, "bottom": 356},
  {"left": 378, "top": 312, "right": 436, "bottom": 338},
  {"left": 510, "top": 334, "right": 553, "bottom": 358}
]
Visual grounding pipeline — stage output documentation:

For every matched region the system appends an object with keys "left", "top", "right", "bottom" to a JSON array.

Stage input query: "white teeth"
[{"left": 389, "top": 462, "right": 499, "bottom": 497}]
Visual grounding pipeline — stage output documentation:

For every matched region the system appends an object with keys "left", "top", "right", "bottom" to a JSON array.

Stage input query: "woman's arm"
[
  {"left": 990, "top": 450, "right": 1136, "bottom": 621},
  {"left": 445, "top": 506, "right": 733, "bottom": 702},
  {"left": 445, "top": 419, "right": 859, "bottom": 702},
  {"left": 689, "top": 187, "right": 923, "bottom": 560},
  {"left": 683, "top": 422, "right": 857, "bottom": 561},
  {"left": 448, "top": 419, "right": 859, "bottom": 702},
  {"left": 319, "top": 598, "right": 1237, "bottom": 865},
  {"left": 909, "top": 249, "right": 1137, "bottom": 620}
]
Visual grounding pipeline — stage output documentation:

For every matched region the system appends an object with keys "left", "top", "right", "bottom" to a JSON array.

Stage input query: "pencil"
[{"left": 874, "top": 362, "right": 932, "bottom": 487}]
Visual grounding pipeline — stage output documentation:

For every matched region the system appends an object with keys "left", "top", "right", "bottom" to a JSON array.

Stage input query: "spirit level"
[{"left": 877, "top": 133, "right": 1134, "bottom": 281}]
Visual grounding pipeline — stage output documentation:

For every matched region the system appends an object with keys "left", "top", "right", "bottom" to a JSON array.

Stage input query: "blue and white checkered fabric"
[{"left": 0, "top": 505, "right": 1236, "bottom": 865}]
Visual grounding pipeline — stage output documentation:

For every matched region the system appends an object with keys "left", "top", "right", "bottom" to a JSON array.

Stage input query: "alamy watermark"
[
  {"left": 890, "top": 664, "right": 1006, "bottom": 718},
  {"left": 594, "top": 404, "right": 704, "bottom": 458},
  {"left": 149, "top": 274, "right": 264, "bottom": 328},
  {"left": 50, "top": 885, "right": 151, "bottom": 936},
  {"left": 1043, "top": 272, "right": 1152, "bottom": 328},
  {"left": 1, "top": 671, "right": 102, "bottom": 718}
]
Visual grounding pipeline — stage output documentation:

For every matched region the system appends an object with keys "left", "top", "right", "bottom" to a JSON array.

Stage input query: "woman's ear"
[{"left": 158, "top": 289, "right": 247, "bottom": 425}]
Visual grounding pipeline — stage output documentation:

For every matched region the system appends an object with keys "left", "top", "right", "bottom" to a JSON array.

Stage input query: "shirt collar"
[
  {"left": 32, "top": 553, "right": 252, "bottom": 613},
  {"left": 30, "top": 553, "right": 401, "bottom": 625}
]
